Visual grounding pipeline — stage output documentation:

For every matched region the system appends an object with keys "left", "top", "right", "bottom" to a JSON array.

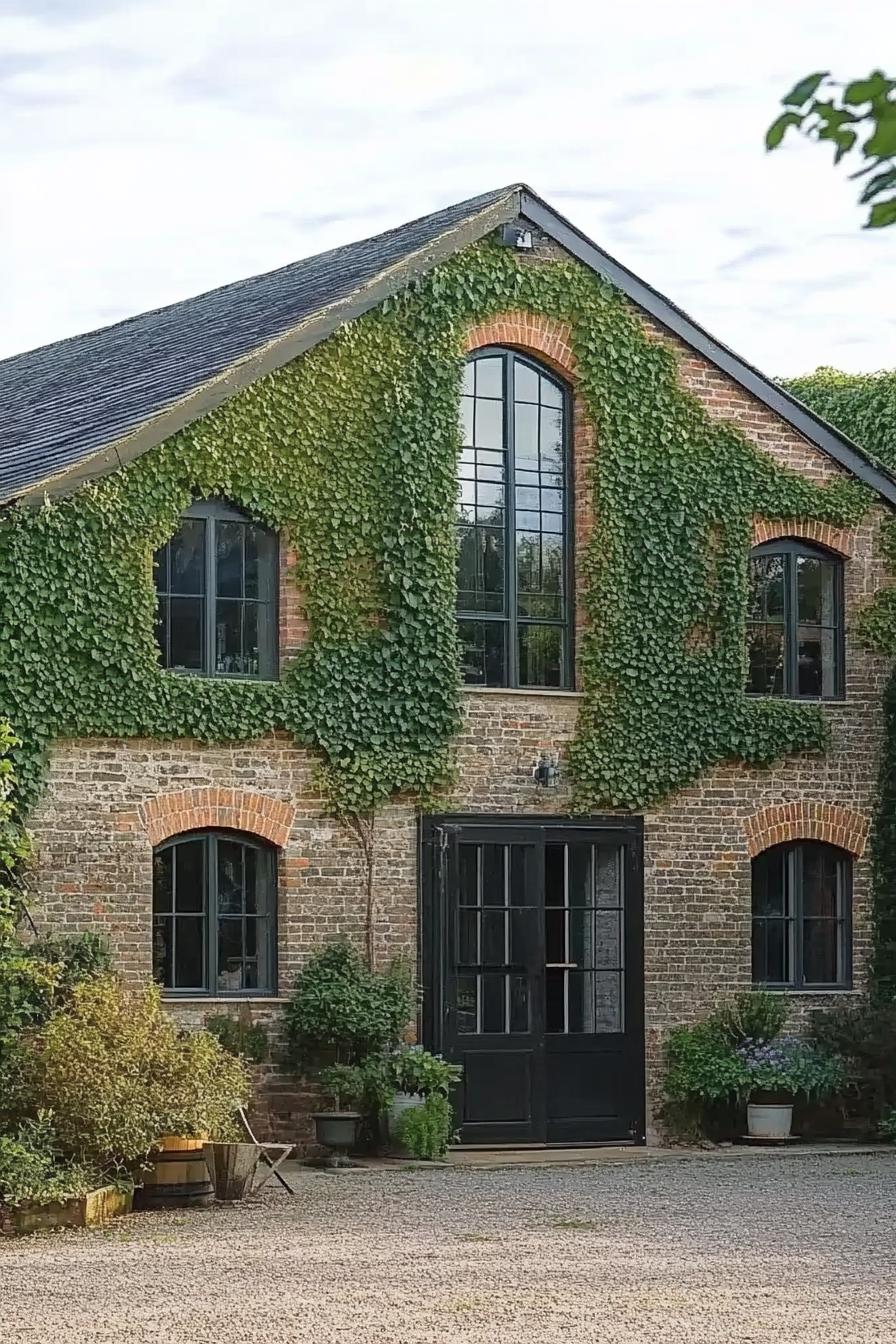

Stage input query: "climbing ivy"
[
  {"left": 782, "top": 367, "right": 896, "bottom": 472},
  {"left": 0, "top": 239, "right": 874, "bottom": 835}
]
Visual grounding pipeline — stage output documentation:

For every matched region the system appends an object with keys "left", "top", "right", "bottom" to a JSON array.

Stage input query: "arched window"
[
  {"left": 751, "top": 841, "right": 851, "bottom": 989},
  {"left": 457, "top": 348, "right": 572, "bottom": 688},
  {"left": 153, "top": 499, "right": 278, "bottom": 679},
  {"left": 747, "top": 540, "right": 844, "bottom": 698},
  {"left": 152, "top": 831, "right": 277, "bottom": 995}
]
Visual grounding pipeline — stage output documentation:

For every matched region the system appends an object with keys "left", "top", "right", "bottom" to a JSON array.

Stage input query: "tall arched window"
[
  {"left": 752, "top": 841, "right": 851, "bottom": 989},
  {"left": 457, "top": 348, "right": 572, "bottom": 688},
  {"left": 153, "top": 499, "right": 278, "bottom": 679},
  {"left": 747, "top": 540, "right": 844, "bottom": 698},
  {"left": 152, "top": 831, "right": 277, "bottom": 995}
]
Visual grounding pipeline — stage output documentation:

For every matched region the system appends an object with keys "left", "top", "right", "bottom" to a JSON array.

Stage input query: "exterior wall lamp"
[{"left": 533, "top": 751, "right": 561, "bottom": 788}]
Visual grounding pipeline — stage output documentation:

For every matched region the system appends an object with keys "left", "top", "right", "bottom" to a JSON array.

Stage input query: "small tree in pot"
[{"left": 284, "top": 941, "right": 412, "bottom": 1157}]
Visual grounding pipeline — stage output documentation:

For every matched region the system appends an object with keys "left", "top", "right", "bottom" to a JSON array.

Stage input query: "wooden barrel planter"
[{"left": 133, "top": 1136, "right": 213, "bottom": 1210}]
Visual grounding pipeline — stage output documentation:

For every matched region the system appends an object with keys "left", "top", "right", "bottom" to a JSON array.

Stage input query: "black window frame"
[
  {"left": 751, "top": 840, "right": 852, "bottom": 991},
  {"left": 152, "top": 829, "right": 278, "bottom": 997},
  {"left": 747, "top": 538, "right": 844, "bottom": 700},
  {"left": 457, "top": 346, "right": 574, "bottom": 690},
  {"left": 154, "top": 498, "right": 279, "bottom": 681}
]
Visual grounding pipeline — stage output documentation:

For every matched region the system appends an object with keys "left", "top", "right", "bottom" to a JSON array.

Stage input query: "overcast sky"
[{"left": 1, "top": 0, "right": 893, "bottom": 376}]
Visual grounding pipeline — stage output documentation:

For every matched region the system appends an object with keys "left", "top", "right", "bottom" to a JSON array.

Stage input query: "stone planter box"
[{"left": 1, "top": 1185, "right": 133, "bottom": 1237}]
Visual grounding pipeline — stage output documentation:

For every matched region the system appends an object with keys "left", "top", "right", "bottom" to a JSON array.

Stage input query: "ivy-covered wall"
[{"left": 0, "top": 238, "right": 877, "bottom": 839}]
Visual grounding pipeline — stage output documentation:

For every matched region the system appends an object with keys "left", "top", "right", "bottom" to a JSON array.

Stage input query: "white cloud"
[{"left": 0, "top": 0, "right": 893, "bottom": 375}]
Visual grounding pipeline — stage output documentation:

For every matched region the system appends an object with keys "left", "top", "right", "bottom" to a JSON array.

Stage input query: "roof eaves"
[
  {"left": 7, "top": 186, "right": 522, "bottom": 507},
  {"left": 519, "top": 188, "right": 896, "bottom": 508}
]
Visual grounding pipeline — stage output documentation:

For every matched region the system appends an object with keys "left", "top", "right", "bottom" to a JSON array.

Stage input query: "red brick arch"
[
  {"left": 744, "top": 802, "right": 869, "bottom": 859},
  {"left": 463, "top": 311, "right": 579, "bottom": 379},
  {"left": 140, "top": 787, "right": 295, "bottom": 848},
  {"left": 751, "top": 517, "right": 855, "bottom": 558}
]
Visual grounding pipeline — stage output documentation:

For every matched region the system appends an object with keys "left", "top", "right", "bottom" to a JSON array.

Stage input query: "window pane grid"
[
  {"left": 459, "top": 350, "right": 570, "bottom": 688},
  {"left": 152, "top": 832, "right": 275, "bottom": 996},
  {"left": 751, "top": 842, "right": 850, "bottom": 989},
  {"left": 154, "top": 504, "right": 276, "bottom": 680},
  {"left": 747, "top": 546, "right": 842, "bottom": 699}
]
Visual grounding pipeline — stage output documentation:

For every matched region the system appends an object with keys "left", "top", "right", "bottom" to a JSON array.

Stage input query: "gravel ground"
[{"left": 2, "top": 1153, "right": 895, "bottom": 1343}]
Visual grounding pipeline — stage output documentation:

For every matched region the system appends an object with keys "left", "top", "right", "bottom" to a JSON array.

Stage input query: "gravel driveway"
[{"left": 2, "top": 1153, "right": 895, "bottom": 1343}]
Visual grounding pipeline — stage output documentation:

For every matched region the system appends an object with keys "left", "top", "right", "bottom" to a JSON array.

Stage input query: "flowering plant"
[{"left": 736, "top": 1035, "right": 845, "bottom": 1102}]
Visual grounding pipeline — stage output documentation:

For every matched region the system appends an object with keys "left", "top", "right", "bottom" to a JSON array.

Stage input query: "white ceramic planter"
[{"left": 747, "top": 1102, "right": 793, "bottom": 1140}]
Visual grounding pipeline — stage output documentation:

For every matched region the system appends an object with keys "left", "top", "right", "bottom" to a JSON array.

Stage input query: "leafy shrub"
[
  {"left": 1, "top": 930, "right": 112, "bottom": 1065},
  {"left": 205, "top": 1012, "right": 268, "bottom": 1064},
  {"left": 317, "top": 1063, "right": 366, "bottom": 1110},
  {"left": 389, "top": 1045, "right": 461, "bottom": 1096},
  {"left": 395, "top": 1094, "right": 455, "bottom": 1160},
  {"left": 809, "top": 1000, "right": 896, "bottom": 1124},
  {"left": 714, "top": 990, "right": 787, "bottom": 1047},
  {"left": 284, "top": 941, "right": 413, "bottom": 1070},
  {"left": 17, "top": 977, "right": 250, "bottom": 1168},
  {"left": 880, "top": 1108, "right": 896, "bottom": 1142},
  {"left": 26, "top": 932, "right": 112, "bottom": 999},
  {"left": 663, "top": 1020, "right": 750, "bottom": 1108},
  {"left": 0, "top": 1114, "right": 100, "bottom": 1210}
]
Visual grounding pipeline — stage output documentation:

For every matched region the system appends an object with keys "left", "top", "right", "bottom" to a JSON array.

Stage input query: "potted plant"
[
  {"left": 736, "top": 1035, "right": 845, "bottom": 1140},
  {"left": 284, "top": 942, "right": 413, "bottom": 1157},
  {"left": 386, "top": 1046, "right": 462, "bottom": 1154},
  {"left": 314, "top": 1063, "right": 365, "bottom": 1160}
]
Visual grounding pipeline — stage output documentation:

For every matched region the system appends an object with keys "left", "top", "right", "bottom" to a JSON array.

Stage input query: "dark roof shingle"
[{"left": 0, "top": 186, "right": 515, "bottom": 501}]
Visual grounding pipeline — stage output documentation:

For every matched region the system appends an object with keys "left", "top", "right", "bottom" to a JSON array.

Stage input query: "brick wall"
[{"left": 20, "top": 234, "right": 893, "bottom": 1148}]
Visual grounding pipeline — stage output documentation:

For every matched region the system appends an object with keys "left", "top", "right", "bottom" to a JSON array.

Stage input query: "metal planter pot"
[
  {"left": 747, "top": 1102, "right": 794, "bottom": 1140},
  {"left": 312, "top": 1112, "right": 361, "bottom": 1155}
]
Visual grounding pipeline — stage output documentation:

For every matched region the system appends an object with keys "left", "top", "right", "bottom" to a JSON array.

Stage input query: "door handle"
[{"left": 545, "top": 962, "right": 578, "bottom": 969}]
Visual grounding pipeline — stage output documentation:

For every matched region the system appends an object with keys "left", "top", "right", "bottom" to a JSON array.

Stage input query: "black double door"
[{"left": 421, "top": 817, "right": 645, "bottom": 1146}]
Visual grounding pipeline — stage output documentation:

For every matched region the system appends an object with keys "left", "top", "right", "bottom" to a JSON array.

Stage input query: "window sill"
[
  {"left": 162, "top": 995, "right": 282, "bottom": 1006},
  {"left": 462, "top": 686, "right": 583, "bottom": 699},
  {"left": 757, "top": 988, "right": 859, "bottom": 996}
]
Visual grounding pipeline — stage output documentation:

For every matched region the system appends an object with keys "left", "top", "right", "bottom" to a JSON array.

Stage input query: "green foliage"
[
  {"left": 0, "top": 926, "right": 111, "bottom": 1065},
  {"left": 0, "top": 1114, "right": 100, "bottom": 1210},
  {"left": 0, "top": 243, "right": 874, "bottom": 823},
  {"left": 394, "top": 1092, "right": 456, "bottom": 1160},
  {"left": 663, "top": 1020, "right": 749, "bottom": 1109},
  {"left": 664, "top": 999, "right": 845, "bottom": 1135},
  {"left": 767, "top": 71, "right": 896, "bottom": 227},
  {"left": 781, "top": 367, "right": 896, "bottom": 472},
  {"left": 13, "top": 977, "right": 250, "bottom": 1168},
  {"left": 316, "top": 1062, "right": 367, "bottom": 1110},
  {"left": 389, "top": 1045, "right": 462, "bottom": 1096},
  {"left": 204, "top": 1012, "right": 269, "bottom": 1064},
  {"left": 880, "top": 1107, "right": 896, "bottom": 1141},
  {"left": 809, "top": 1000, "right": 896, "bottom": 1121},
  {"left": 713, "top": 989, "right": 788, "bottom": 1047},
  {"left": 283, "top": 941, "right": 413, "bottom": 1071}
]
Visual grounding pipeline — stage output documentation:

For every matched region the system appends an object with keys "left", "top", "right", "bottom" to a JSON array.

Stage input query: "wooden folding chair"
[{"left": 237, "top": 1107, "right": 297, "bottom": 1194}]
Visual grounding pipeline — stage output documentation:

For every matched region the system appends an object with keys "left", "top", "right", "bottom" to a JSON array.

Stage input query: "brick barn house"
[{"left": 1, "top": 185, "right": 893, "bottom": 1147}]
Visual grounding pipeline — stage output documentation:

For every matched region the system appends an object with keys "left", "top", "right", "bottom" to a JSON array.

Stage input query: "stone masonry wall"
[{"left": 19, "top": 232, "right": 892, "bottom": 1148}]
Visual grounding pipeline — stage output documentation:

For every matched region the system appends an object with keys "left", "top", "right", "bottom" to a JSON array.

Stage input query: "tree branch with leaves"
[{"left": 767, "top": 70, "right": 896, "bottom": 228}]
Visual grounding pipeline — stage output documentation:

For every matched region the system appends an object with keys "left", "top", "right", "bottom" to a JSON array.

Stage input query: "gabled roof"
[{"left": 2, "top": 184, "right": 895, "bottom": 507}]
